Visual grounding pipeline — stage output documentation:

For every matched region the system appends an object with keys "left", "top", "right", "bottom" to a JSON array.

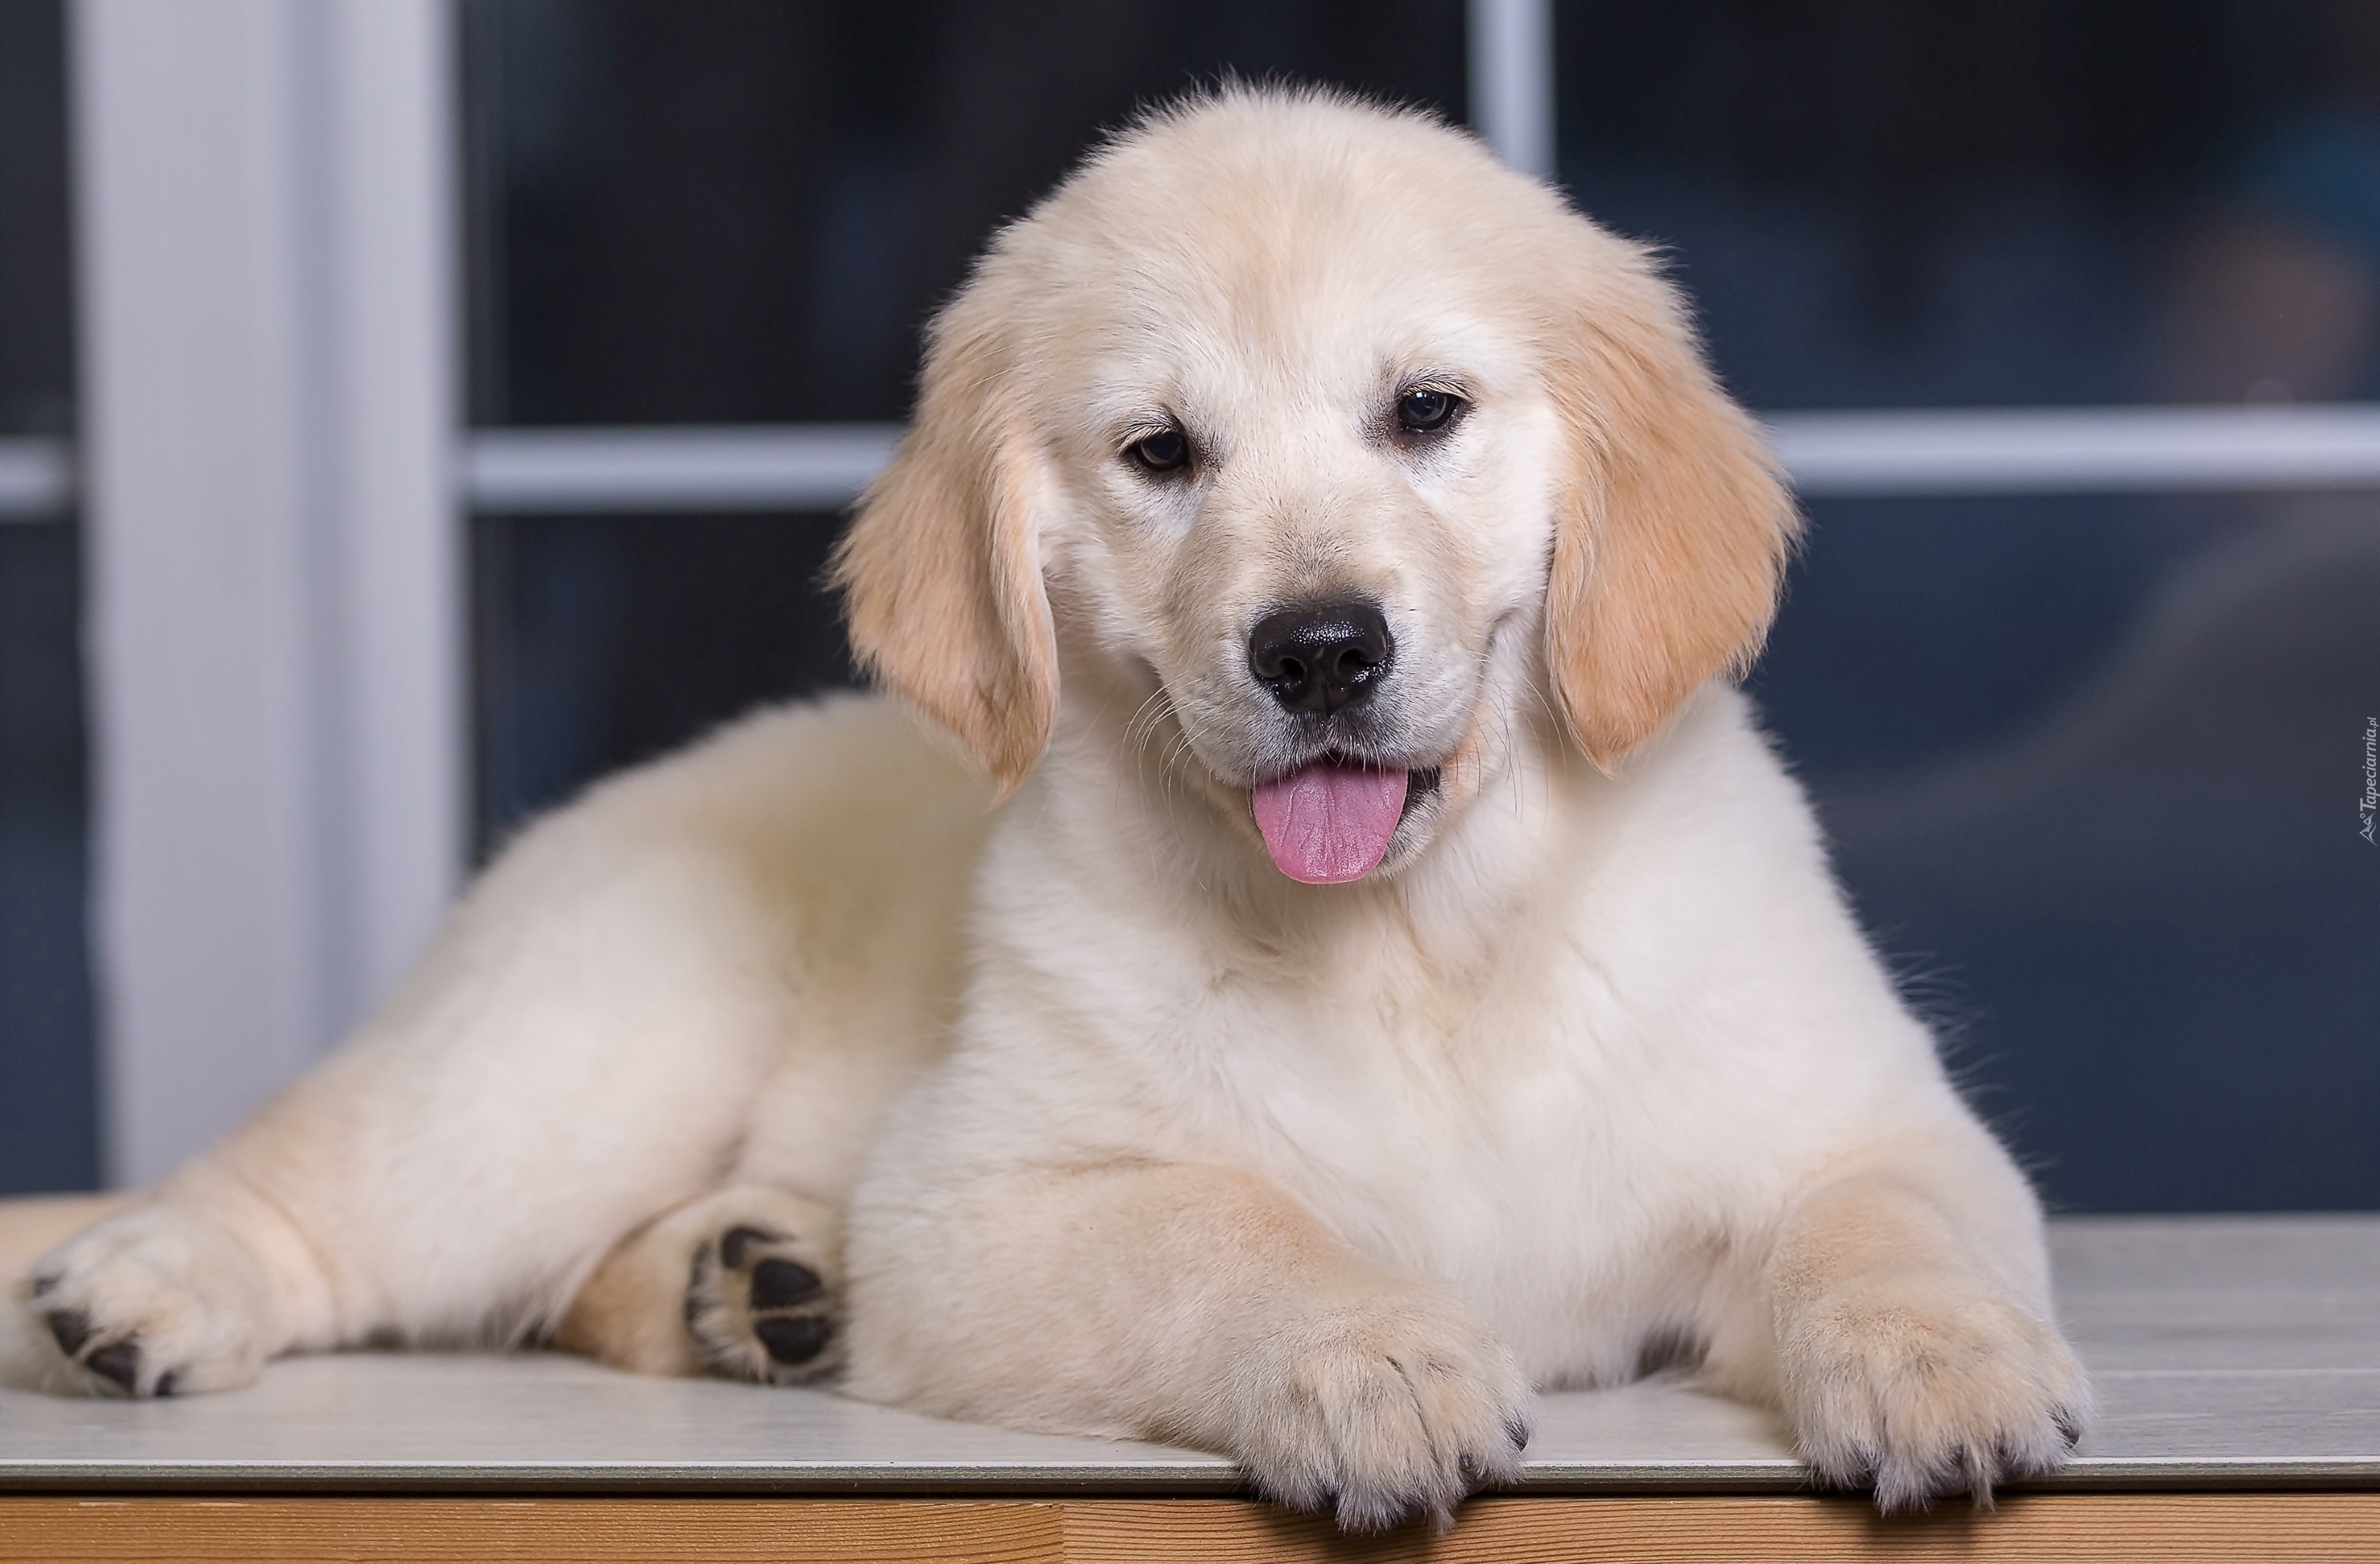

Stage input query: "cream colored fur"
[{"left": 6, "top": 89, "right": 2084, "bottom": 1530}]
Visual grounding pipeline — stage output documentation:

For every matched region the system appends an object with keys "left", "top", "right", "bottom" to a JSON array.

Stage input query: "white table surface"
[{"left": 2, "top": 1215, "right": 2374, "bottom": 1494}]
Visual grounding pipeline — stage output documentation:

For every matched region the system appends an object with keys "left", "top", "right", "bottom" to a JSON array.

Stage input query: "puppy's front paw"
[
  {"left": 683, "top": 1189, "right": 843, "bottom": 1385},
  {"left": 1779, "top": 1267, "right": 2089, "bottom": 1512},
  {"left": 1233, "top": 1287, "right": 1534, "bottom": 1532},
  {"left": 21, "top": 1206, "right": 275, "bottom": 1397}
]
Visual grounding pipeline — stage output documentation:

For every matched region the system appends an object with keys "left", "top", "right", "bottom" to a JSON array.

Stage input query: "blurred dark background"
[
  {"left": 4, "top": 0, "right": 2375, "bottom": 1209},
  {"left": 0, "top": 0, "right": 95, "bottom": 1199}
]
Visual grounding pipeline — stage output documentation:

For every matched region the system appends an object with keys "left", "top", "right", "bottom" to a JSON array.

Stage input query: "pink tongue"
[{"left": 1250, "top": 761, "right": 1409, "bottom": 884}]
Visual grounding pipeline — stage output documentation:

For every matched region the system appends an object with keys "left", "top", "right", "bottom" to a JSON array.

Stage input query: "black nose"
[{"left": 1248, "top": 600, "right": 1394, "bottom": 715}]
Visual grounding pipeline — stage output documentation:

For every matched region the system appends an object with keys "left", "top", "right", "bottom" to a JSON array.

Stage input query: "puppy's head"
[{"left": 835, "top": 88, "right": 1798, "bottom": 882}]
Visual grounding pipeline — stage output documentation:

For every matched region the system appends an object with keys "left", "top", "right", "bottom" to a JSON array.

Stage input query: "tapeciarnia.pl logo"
[{"left": 2362, "top": 716, "right": 2378, "bottom": 845}]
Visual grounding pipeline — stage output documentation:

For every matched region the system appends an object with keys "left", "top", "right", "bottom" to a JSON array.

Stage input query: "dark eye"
[
  {"left": 1396, "top": 388, "right": 1461, "bottom": 434},
  {"left": 1127, "top": 427, "right": 1189, "bottom": 473}
]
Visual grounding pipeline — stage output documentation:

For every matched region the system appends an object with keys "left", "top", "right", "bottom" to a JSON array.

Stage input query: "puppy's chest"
[{"left": 1166, "top": 962, "right": 1686, "bottom": 1299}]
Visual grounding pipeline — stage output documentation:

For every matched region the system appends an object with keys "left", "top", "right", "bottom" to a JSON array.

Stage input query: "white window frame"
[
  {"left": 32, "top": 0, "right": 2379, "bottom": 1187},
  {"left": 69, "top": 0, "right": 458, "bottom": 1184}
]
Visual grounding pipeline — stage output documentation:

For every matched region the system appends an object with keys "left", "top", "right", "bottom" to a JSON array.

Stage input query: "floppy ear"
[
  {"left": 831, "top": 321, "right": 1058, "bottom": 792},
  {"left": 1541, "top": 243, "right": 1802, "bottom": 768}
]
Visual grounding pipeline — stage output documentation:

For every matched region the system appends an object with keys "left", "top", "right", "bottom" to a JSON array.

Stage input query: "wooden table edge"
[{"left": 5, "top": 1489, "right": 2378, "bottom": 1562}]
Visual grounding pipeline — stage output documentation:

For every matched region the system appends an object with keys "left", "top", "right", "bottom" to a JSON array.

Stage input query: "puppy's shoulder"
[
  {"left": 1586, "top": 683, "right": 1829, "bottom": 868},
  {"left": 1539, "top": 683, "right": 1892, "bottom": 999}
]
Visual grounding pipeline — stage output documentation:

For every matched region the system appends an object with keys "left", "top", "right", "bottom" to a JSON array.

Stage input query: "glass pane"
[
  {"left": 1557, "top": 0, "right": 2380, "bottom": 409},
  {"left": 473, "top": 512, "right": 854, "bottom": 851},
  {"left": 0, "top": 0, "right": 94, "bottom": 1194},
  {"left": 1754, "top": 491, "right": 2380, "bottom": 1210},
  {"left": 0, "top": 526, "right": 94, "bottom": 1194},
  {"left": 463, "top": 0, "right": 1468, "bottom": 426},
  {"left": 0, "top": 0, "right": 71, "bottom": 435}
]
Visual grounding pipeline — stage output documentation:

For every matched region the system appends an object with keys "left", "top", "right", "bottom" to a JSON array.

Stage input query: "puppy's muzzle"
[{"left": 1248, "top": 600, "right": 1392, "bottom": 715}]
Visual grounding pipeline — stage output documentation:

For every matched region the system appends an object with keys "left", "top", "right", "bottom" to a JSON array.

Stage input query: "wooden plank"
[
  {"left": 1063, "top": 1495, "right": 2380, "bottom": 1562},
  {"left": 0, "top": 1498, "right": 1063, "bottom": 1562},
  {"left": 2, "top": 1494, "right": 2377, "bottom": 1562}
]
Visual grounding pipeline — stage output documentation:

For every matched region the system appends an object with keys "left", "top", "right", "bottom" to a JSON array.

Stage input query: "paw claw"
[
  {"left": 748, "top": 1258, "right": 823, "bottom": 1309},
  {"left": 753, "top": 1314, "right": 833, "bottom": 1365},
  {"left": 46, "top": 1308, "right": 94, "bottom": 1360},
  {"left": 84, "top": 1339, "right": 140, "bottom": 1393},
  {"left": 1782, "top": 1268, "right": 2088, "bottom": 1516},
  {"left": 1234, "top": 1287, "right": 1530, "bottom": 1534},
  {"left": 29, "top": 1204, "right": 273, "bottom": 1397},
  {"left": 1960, "top": 1445, "right": 1994, "bottom": 1508},
  {"left": 718, "top": 1225, "right": 776, "bottom": 1271}
]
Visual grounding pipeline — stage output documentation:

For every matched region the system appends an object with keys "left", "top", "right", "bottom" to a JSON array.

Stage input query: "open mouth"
[{"left": 1249, "top": 755, "right": 1444, "bottom": 884}]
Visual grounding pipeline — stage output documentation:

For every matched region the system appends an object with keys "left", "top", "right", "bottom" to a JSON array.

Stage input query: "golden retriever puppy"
[{"left": 13, "top": 87, "right": 2086, "bottom": 1529}]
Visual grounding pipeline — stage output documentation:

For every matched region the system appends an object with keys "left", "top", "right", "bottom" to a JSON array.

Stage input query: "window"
[{"left": 17, "top": 0, "right": 2376, "bottom": 1206}]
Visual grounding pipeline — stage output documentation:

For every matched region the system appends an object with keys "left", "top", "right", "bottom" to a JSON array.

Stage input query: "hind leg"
[
  {"left": 24, "top": 1002, "right": 765, "bottom": 1400},
  {"left": 24, "top": 846, "right": 786, "bottom": 1395},
  {"left": 23, "top": 702, "right": 976, "bottom": 1398},
  {"left": 558, "top": 1184, "right": 843, "bottom": 1382}
]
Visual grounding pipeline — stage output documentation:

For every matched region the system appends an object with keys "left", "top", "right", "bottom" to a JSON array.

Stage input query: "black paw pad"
[
  {"left": 719, "top": 1225, "right": 777, "bottom": 1271},
  {"left": 46, "top": 1309, "right": 94, "bottom": 1359},
  {"left": 1506, "top": 1416, "right": 1532, "bottom": 1451},
  {"left": 2054, "top": 1411, "right": 2083, "bottom": 1450},
  {"left": 748, "top": 1258, "right": 823, "bottom": 1309},
  {"left": 685, "top": 1212, "right": 839, "bottom": 1382},
  {"left": 753, "top": 1314, "right": 832, "bottom": 1365},
  {"left": 85, "top": 1340, "right": 140, "bottom": 1392}
]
